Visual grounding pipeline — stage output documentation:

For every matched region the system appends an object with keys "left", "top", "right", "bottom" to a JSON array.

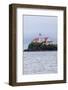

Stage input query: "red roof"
[
  {"left": 44, "top": 37, "right": 48, "bottom": 40},
  {"left": 33, "top": 37, "right": 39, "bottom": 41}
]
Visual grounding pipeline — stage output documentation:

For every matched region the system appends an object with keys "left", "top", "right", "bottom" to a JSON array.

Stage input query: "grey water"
[{"left": 23, "top": 51, "right": 57, "bottom": 75}]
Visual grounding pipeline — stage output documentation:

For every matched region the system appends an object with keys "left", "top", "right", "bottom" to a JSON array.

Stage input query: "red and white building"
[{"left": 32, "top": 35, "right": 53, "bottom": 45}]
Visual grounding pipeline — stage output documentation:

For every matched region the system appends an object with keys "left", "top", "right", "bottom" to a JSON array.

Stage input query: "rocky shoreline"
[{"left": 24, "top": 42, "right": 57, "bottom": 51}]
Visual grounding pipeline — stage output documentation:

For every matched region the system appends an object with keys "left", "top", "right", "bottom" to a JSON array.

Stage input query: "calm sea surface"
[{"left": 23, "top": 51, "right": 57, "bottom": 75}]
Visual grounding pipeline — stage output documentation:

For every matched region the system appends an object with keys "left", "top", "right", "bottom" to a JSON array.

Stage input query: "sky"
[{"left": 23, "top": 15, "right": 57, "bottom": 49}]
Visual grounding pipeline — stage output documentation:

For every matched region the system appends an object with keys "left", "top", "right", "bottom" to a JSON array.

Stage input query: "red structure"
[{"left": 32, "top": 34, "right": 53, "bottom": 45}]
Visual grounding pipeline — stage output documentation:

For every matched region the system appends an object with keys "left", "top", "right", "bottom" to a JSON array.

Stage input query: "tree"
[{"left": 28, "top": 42, "right": 57, "bottom": 51}]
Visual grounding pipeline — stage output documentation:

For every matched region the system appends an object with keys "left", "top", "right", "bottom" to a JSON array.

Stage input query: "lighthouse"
[
  {"left": 32, "top": 33, "right": 53, "bottom": 45},
  {"left": 38, "top": 33, "right": 43, "bottom": 42}
]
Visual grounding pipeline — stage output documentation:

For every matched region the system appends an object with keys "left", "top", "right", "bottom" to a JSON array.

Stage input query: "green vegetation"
[{"left": 24, "top": 42, "right": 57, "bottom": 51}]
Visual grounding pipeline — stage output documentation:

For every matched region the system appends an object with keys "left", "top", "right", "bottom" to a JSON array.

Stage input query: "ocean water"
[{"left": 23, "top": 51, "right": 57, "bottom": 75}]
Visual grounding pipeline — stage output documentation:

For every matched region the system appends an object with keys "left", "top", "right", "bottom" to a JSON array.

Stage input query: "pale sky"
[{"left": 23, "top": 15, "right": 57, "bottom": 49}]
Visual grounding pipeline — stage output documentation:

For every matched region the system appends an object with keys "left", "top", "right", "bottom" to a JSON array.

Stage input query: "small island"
[{"left": 24, "top": 35, "right": 57, "bottom": 51}]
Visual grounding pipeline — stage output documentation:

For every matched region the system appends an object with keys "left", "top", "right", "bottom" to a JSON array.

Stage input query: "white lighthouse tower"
[{"left": 38, "top": 33, "right": 44, "bottom": 43}]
